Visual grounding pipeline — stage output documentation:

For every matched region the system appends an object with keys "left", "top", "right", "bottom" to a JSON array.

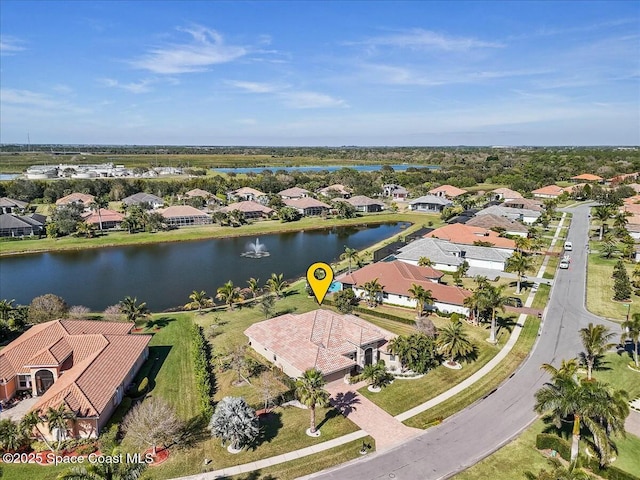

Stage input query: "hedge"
[
  {"left": 192, "top": 324, "right": 215, "bottom": 418},
  {"left": 323, "top": 298, "right": 415, "bottom": 325},
  {"left": 535, "top": 434, "right": 639, "bottom": 480}
]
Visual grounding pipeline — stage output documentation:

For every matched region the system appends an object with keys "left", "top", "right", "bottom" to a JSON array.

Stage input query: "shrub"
[
  {"left": 535, "top": 433, "right": 571, "bottom": 461},
  {"left": 192, "top": 324, "right": 214, "bottom": 418},
  {"left": 30, "top": 441, "right": 50, "bottom": 452},
  {"left": 137, "top": 377, "right": 149, "bottom": 397},
  {"left": 75, "top": 443, "right": 97, "bottom": 455}
]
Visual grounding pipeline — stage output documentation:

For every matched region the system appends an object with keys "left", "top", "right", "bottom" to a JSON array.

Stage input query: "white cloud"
[
  {"left": 347, "top": 28, "right": 503, "bottom": 51},
  {"left": 0, "top": 35, "right": 26, "bottom": 55},
  {"left": 280, "top": 91, "right": 347, "bottom": 109},
  {"left": 226, "top": 80, "right": 283, "bottom": 93},
  {"left": 100, "top": 78, "right": 154, "bottom": 94},
  {"left": 0, "top": 88, "right": 90, "bottom": 116},
  {"left": 131, "top": 25, "right": 248, "bottom": 74}
]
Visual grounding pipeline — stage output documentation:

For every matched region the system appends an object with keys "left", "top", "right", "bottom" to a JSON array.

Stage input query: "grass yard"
[
  {"left": 591, "top": 352, "right": 640, "bottom": 399},
  {"left": 358, "top": 314, "right": 516, "bottom": 416},
  {"left": 404, "top": 316, "right": 540, "bottom": 428},
  {"left": 586, "top": 253, "right": 640, "bottom": 321}
]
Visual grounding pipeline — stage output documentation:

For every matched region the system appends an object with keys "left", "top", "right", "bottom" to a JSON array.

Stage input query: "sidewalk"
[{"left": 176, "top": 215, "right": 567, "bottom": 480}]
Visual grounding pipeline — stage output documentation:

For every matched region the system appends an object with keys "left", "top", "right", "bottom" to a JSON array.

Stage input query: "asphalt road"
[{"left": 309, "top": 204, "right": 622, "bottom": 480}]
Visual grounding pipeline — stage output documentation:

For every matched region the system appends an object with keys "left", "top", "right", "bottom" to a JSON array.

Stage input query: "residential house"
[
  {"left": 245, "top": 309, "right": 400, "bottom": 381},
  {"left": 531, "top": 185, "right": 564, "bottom": 199},
  {"left": 55, "top": 193, "right": 95, "bottom": 208},
  {"left": 607, "top": 172, "right": 639, "bottom": 186},
  {"left": 0, "top": 213, "right": 46, "bottom": 237},
  {"left": 490, "top": 188, "right": 523, "bottom": 202},
  {"left": 395, "top": 237, "right": 512, "bottom": 272},
  {"left": 337, "top": 260, "right": 470, "bottom": 316},
  {"left": 160, "top": 205, "right": 211, "bottom": 226},
  {"left": 283, "top": 197, "right": 330, "bottom": 216},
  {"left": 0, "top": 197, "right": 28, "bottom": 214},
  {"left": 382, "top": 184, "right": 409, "bottom": 200},
  {"left": 184, "top": 188, "right": 214, "bottom": 200},
  {"left": 122, "top": 192, "right": 164, "bottom": 209},
  {"left": 428, "top": 185, "right": 467, "bottom": 199},
  {"left": 466, "top": 214, "right": 529, "bottom": 237},
  {"left": 343, "top": 195, "right": 385, "bottom": 213},
  {"left": 503, "top": 198, "right": 543, "bottom": 212},
  {"left": 318, "top": 184, "right": 351, "bottom": 199},
  {"left": 220, "top": 201, "right": 274, "bottom": 219},
  {"left": 227, "top": 187, "right": 268, "bottom": 204},
  {"left": 278, "top": 187, "right": 310, "bottom": 200},
  {"left": 571, "top": 173, "right": 603, "bottom": 183},
  {"left": 408, "top": 195, "right": 452, "bottom": 213},
  {"left": 0, "top": 320, "right": 150, "bottom": 440},
  {"left": 81, "top": 209, "right": 124, "bottom": 230},
  {"left": 425, "top": 223, "right": 515, "bottom": 251},
  {"left": 474, "top": 205, "right": 541, "bottom": 225}
]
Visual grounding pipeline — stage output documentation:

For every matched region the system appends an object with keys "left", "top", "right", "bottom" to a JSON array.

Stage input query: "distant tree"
[
  {"left": 68, "top": 305, "right": 91, "bottom": 319},
  {"left": 335, "top": 201, "right": 357, "bottom": 219},
  {"left": 89, "top": 196, "right": 109, "bottom": 232},
  {"left": 277, "top": 206, "right": 302, "bottom": 223},
  {"left": 613, "top": 264, "right": 632, "bottom": 301},
  {"left": 408, "top": 284, "right": 435, "bottom": 319},
  {"left": 578, "top": 323, "right": 616, "bottom": 381},
  {"left": 593, "top": 205, "right": 614, "bottom": 240},
  {"left": 0, "top": 299, "right": 15, "bottom": 322},
  {"left": 266, "top": 273, "right": 288, "bottom": 298},
  {"left": 334, "top": 288, "right": 356, "bottom": 314},
  {"left": 340, "top": 246, "right": 360, "bottom": 274},
  {"left": 621, "top": 313, "right": 640, "bottom": 368},
  {"left": 361, "top": 279, "right": 383, "bottom": 307},
  {"left": 514, "top": 236, "right": 532, "bottom": 253},
  {"left": 452, "top": 261, "right": 469, "bottom": 286},
  {"left": 505, "top": 252, "right": 534, "bottom": 294},
  {"left": 28, "top": 294, "right": 69, "bottom": 324},
  {"left": 184, "top": 290, "right": 213, "bottom": 314},
  {"left": 415, "top": 316, "right": 437, "bottom": 338},
  {"left": 600, "top": 239, "right": 618, "bottom": 259},
  {"left": 118, "top": 296, "right": 150, "bottom": 325},
  {"left": 102, "top": 304, "right": 123, "bottom": 322},
  {"left": 246, "top": 277, "right": 261, "bottom": 300},
  {"left": 216, "top": 281, "right": 243, "bottom": 310},
  {"left": 122, "top": 398, "right": 183, "bottom": 456},
  {"left": 209, "top": 396, "right": 259, "bottom": 451},
  {"left": 295, "top": 368, "right": 330, "bottom": 435},
  {"left": 211, "top": 210, "right": 229, "bottom": 226},
  {"left": 260, "top": 294, "right": 276, "bottom": 319},
  {"left": 74, "top": 221, "right": 96, "bottom": 238},
  {"left": 484, "top": 284, "right": 509, "bottom": 344},
  {"left": 50, "top": 204, "right": 84, "bottom": 237},
  {"left": 417, "top": 257, "right": 433, "bottom": 267}
]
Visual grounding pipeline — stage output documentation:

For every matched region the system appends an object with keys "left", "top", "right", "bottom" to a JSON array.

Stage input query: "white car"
[
  {"left": 564, "top": 241, "right": 573, "bottom": 251},
  {"left": 559, "top": 259, "right": 570, "bottom": 269}
]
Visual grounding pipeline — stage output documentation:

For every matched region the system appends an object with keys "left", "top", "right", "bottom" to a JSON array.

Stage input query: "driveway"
[
  {"left": 309, "top": 204, "right": 624, "bottom": 480},
  {"left": 0, "top": 396, "right": 38, "bottom": 422}
]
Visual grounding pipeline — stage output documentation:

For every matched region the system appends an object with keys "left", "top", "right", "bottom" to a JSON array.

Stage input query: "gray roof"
[
  {"left": 396, "top": 237, "right": 511, "bottom": 265},
  {"left": 475, "top": 205, "right": 541, "bottom": 220},
  {"left": 347, "top": 195, "right": 385, "bottom": 207},
  {"left": 0, "top": 213, "right": 44, "bottom": 229},
  {"left": 383, "top": 184, "right": 408, "bottom": 194},
  {"left": 0, "top": 197, "right": 28, "bottom": 209},
  {"left": 466, "top": 214, "right": 529, "bottom": 233},
  {"left": 409, "top": 195, "right": 452, "bottom": 206},
  {"left": 122, "top": 192, "right": 163, "bottom": 205}
]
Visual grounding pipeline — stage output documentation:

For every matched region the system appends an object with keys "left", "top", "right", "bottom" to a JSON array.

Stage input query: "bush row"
[
  {"left": 535, "top": 434, "right": 639, "bottom": 480},
  {"left": 192, "top": 324, "right": 215, "bottom": 418}
]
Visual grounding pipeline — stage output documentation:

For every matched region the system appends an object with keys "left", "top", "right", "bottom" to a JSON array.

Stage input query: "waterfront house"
[
  {"left": 227, "top": 187, "right": 268, "bottom": 204},
  {"left": 122, "top": 192, "right": 164, "bottom": 209},
  {"left": 56, "top": 193, "right": 95, "bottom": 208},
  {"left": 245, "top": 309, "right": 400, "bottom": 381},
  {"left": 0, "top": 197, "right": 28, "bottom": 214},
  {"left": 283, "top": 197, "right": 330, "bottom": 216},
  {"left": 220, "top": 201, "right": 274, "bottom": 219},
  {"left": 408, "top": 195, "right": 452, "bottom": 213},
  {"left": 318, "top": 184, "right": 352, "bottom": 199},
  {"left": 0, "top": 213, "right": 46, "bottom": 237},
  {"left": 81, "top": 209, "right": 124, "bottom": 230},
  {"left": 160, "top": 205, "right": 211, "bottom": 226},
  {"left": 343, "top": 195, "right": 385, "bottom": 213}
]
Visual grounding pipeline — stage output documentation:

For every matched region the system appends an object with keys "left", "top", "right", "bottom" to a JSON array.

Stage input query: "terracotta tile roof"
[
  {"left": 428, "top": 185, "right": 467, "bottom": 197},
  {"left": 491, "top": 188, "right": 523, "bottom": 199},
  {"left": 623, "top": 195, "right": 640, "bottom": 205},
  {"left": 346, "top": 195, "right": 385, "bottom": 207},
  {"left": 278, "top": 187, "right": 310, "bottom": 198},
  {"left": 319, "top": 184, "right": 351, "bottom": 196},
  {"left": 562, "top": 183, "right": 587, "bottom": 194},
  {"left": 466, "top": 214, "right": 528, "bottom": 233},
  {"left": 571, "top": 173, "right": 603, "bottom": 181},
  {"left": 337, "top": 260, "right": 470, "bottom": 306},
  {"left": 245, "top": 310, "right": 396, "bottom": 376},
  {"left": 56, "top": 193, "right": 95, "bottom": 206},
  {"left": 26, "top": 338, "right": 73, "bottom": 367},
  {"left": 531, "top": 185, "right": 564, "bottom": 196},
  {"left": 220, "top": 201, "right": 274, "bottom": 214},
  {"left": 283, "top": 198, "right": 330, "bottom": 209},
  {"left": 160, "top": 205, "right": 208, "bottom": 218},
  {"left": 425, "top": 224, "right": 515, "bottom": 249},
  {"left": 232, "top": 187, "right": 266, "bottom": 197},
  {"left": 81, "top": 209, "right": 124, "bottom": 224},
  {"left": 623, "top": 203, "right": 640, "bottom": 215},
  {"left": 185, "top": 188, "right": 213, "bottom": 198}
]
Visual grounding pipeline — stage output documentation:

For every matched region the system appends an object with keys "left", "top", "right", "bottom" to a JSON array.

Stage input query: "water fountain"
[{"left": 241, "top": 238, "right": 270, "bottom": 258}]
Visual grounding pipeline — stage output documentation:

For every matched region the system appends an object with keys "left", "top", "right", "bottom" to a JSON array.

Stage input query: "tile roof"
[
  {"left": 160, "top": 205, "right": 209, "bottom": 218},
  {"left": 531, "top": 185, "right": 564, "bottom": 196},
  {"left": 346, "top": 195, "right": 385, "bottom": 207},
  {"left": 81, "top": 209, "right": 124, "bottom": 224},
  {"left": 185, "top": 188, "right": 213, "bottom": 198},
  {"left": 122, "top": 192, "right": 163, "bottom": 205},
  {"left": 503, "top": 198, "right": 543, "bottom": 211},
  {"left": 337, "top": 260, "right": 470, "bottom": 306},
  {"left": 56, "top": 193, "right": 95, "bottom": 206},
  {"left": 397, "top": 237, "right": 511, "bottom": 265},
  {"left": 571, "top": 173, "right": 603, "bottom": 181},
  {"left": 245, "top": 310, "right": 396, "bottom": 376},
  {"left": 278, "top": 187, "right": 310, "bottom": 198},
  {"left": 220, "top": 201, "right": 274, "bottom": 214},
  {"left": 318, "top": 184, "right": 351, "bottom": 195},
  {"left": 232, "top": 187, "right": 266, "bottom": 197},
  {"left": 491, "top": 188, "right": 523, "bottom": 199},
  {"left": 283, "top": 198, "right": 330, "bottom": 209},
  {"left": 409, "top": 195, "right": 453, "bottom": 206},
  {"left": 425, "top": 224, "right": 515, "bottom": 249},
  {"left": 428, "top": 185, "right": 467, "bottom": 197},
  {"left": 475, "top": 205, "right": 541, "bottom": 221},
  {"left": 0, "top": 197, "right": 28, "bottom": 209},
  {"left": 466, "top": 214, "right": 529, "bottom": 233}
]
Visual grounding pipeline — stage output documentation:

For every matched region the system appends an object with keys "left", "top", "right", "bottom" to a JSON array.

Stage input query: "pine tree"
[{"left": 613, "top": 262, "right": 632, "bottom": 301}]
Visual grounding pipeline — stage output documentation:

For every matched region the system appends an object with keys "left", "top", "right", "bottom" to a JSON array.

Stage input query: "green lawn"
[
  {"left": 592, "top": 352, "right": 640, "bottom": 399},
  {"left": 586, "top": 253, "right": 640, "bottom": 321}
]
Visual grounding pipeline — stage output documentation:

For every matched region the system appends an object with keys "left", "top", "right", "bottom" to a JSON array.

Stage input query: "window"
[
  {"left": 382, "top": 293, "right": 389, "bottom": 299},
  {"left": 273, "top": 355, "right": 277, "bottom": 361}
]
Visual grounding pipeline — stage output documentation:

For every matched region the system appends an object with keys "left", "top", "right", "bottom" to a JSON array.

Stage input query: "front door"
[{"left": 364, "top": 348, "right": 373, "bottom": 366}]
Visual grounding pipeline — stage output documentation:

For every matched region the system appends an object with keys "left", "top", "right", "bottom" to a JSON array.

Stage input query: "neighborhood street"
[{"left": 308, "top": 203, "right": 624, "bottom": 480}]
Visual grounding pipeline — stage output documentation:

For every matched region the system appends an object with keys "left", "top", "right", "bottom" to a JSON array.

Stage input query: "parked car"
[
  {"left": 505, "top": 296, "right": 523, "bottom": 308},
  {"left": 559, "top": 259, "right": 570, "bottom": 269},
  {"left": 564, "top": 241, "right": 573, "bottom": 251}
]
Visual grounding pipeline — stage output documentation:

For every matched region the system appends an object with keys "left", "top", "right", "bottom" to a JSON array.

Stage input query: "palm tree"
[
  {"left": 266, "top": 273, "right": 288, "bottom": 299},
  {"left": 208, "top": 397, "right": 259, "bottom": 451},
  {"left": 0, "top": 298, "right": 14, "bottom": 321},
  {"left": 246, "top": 277, "right": 261, "bottom": 300},
  {"left": 184, "top": 290, "right": 213, "bottom": 314},
  {"left": 18, "top": 410, "right": 52, "bottom": 450},
  {"left": 622, "top": 313, "right": 640, "bottom": 368},
  {"left": 408, "top": 284, "right": 434, "bottom": 319},
  {"left": 484, "top": 284, "right": 508, "bottom": 344},
  {"left": 524, "top": 457, "right": 594, "bottom": 480},
  {"left": 613, "top": 212, "right": 630, "bottom": 232},
  {"left": 295, "top": 368, "right": 330, "bottom": 435},
  {"left": 534, "top": 363, "right": 629, "bottom": 465},
  {"left": 593, "top": 205, "right": 614, "bottom": 240},
  {"left": 578, "top": 323, "right": 616, "bottom": 380},
  {"left": 358, "top": 362, "right": 393, "bottom": 390},
  {"left": 89, "top": 196, "right": 109, "bottom": 232},
  {"left": 388, "top": 336, "right": 411, "bottom": 371},
  {"left": 505, "top": 252, "right": 534, "bottom": 294},
  {"left": 340, "top": 246, "right": 360, "bottom": 274},
  {"left": 57, "top": 450, "right": 147, "bottom": 480},
  {"left": 417, "top": 256, "right": 433, "bottom": 267},
  {"left": 514, "top": 236, "right": 532, "bottom": 253},
  {"left": 599, "top": 239, "right": 618, "bottom": 259},
  {"left": 118, "top": 297, "right": 150, "bottom": 326},
  {"left": 0, "top": 419, "right": 25, "bottom": 451},
  {"left": 362, "top": 279, "right": 383, "bottom": 307},
  {"left": 436, "top": 321, "right": 475, "bottom": 366},
  {"left": 45, "top": 405, "right": 76, "bottom": 451},
  {"left": 216, "top": 281, "right": 242, "bottom": 311},
  {"left": 75, "top": 221, "right": 95, "bottom": 238}
]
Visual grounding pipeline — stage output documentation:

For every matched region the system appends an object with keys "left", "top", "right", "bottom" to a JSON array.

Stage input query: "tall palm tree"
[
  {"left": 19, "top": 410, "right": 52, "bottom": 450},
  {"left": 184, "top": 290, "right": 213, "bottom": 314},
  {"left": 266, "top": 273, "right": 288, "bottom": 298},
  {"left": 362, "top": 279, "right": 383, "bottom": 307},
  {"left": 613, "top": 211, "right": 630, "bottom": 232},
  {"left": 216, "top": 281, "right": 242, "bottom": 311},
  {"left": 436, "top": 320, "right": 475, "bottom": 366},
  {"left": 505, "top": 252, "right": 534, "bottom": 295},
  {"left": 622, "top": 313, "right": 640, "bottom": 368},
  {"left": 57, "top": 450, "right": 147, "bottom": 480},
  {"left": 246, "top": 277, "right": 261, "bottom": 300},
  {"left": 340, "top": 246, "right": 360, "bottom": 274},
  {"left": 408, "top": 284, "right": 434, "bottom": 319},
  {"left": 484, "top": 284, "right": 508, "bottom": 344},
  {"left": 388, "top": 336, "right": 411, "bottom": 371},
  {"left": 578, "top": 323, "right": 616, "bottom": 381},
  {"left": 295, "top": 368, "right": 330, "bottom": 435},
  {"left": 0, "top": 298, "right": 15, "bottom": 321},
  {"left": 534, "top": 363, "right": 629, "bottom": 466},
  {"left": 118, "top": 297, "right": 150, "bottom": 326},
  {"left": 593, "top": 205, "right": 614, "bottom": 241},
  {"left": 514, "top": 236, "right": 532, "bottom": 253},
  {"left": 45, "top": 405, "right": 76, "bottom": 451},
  {"left": 89, "top": 196, "right": 109, "bottom": 232}
]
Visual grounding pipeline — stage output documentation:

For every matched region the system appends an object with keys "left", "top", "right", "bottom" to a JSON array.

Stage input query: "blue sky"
[{"left": 1, "top": 1, "right": 638, "bottom": 146}]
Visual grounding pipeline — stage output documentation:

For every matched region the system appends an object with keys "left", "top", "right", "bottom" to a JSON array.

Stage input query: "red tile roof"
[
  {"left": 220, "top": 201, "right": 274, "bottom": 214},
  {"left": 428, "top": 185, "right": 467, "bottom": 197},
  {"left": 160, "top": 205, "right": 208, "bottom": 218},
  {"left": 425, "top": 223, "right": 515, "bottom": 249},
  {"left": 571, "top": 173, "right": 603, "bottom": 181},
  {"left": 185, "top": 188, "right": 213, "bottom": 198},
  {"left": 81, "top": 209, "right": 124, "bottom": 224},
  {"left": 531, "top": 185, "right": 564, "bottom": 196},
  {"left": 56, "top": 193, "right": 95, "bottom": 206},
  {"left": 491, "top": 188, "right": 523, "bottom": 199}
]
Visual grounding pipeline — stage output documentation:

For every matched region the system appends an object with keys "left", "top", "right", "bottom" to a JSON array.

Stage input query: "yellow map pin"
[{"left": 306, "top": 262, "right": 334, "bottom": 305}]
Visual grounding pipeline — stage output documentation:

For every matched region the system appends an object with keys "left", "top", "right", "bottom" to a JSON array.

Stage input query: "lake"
[
  {"left": 0, "top": 174, "right": 21, "bottom": 181},
  {"left": 0, "top": 223, "right": 408, "bottom": 311},
  {"left": 212, "top": 164, "right": 439, "bottom": 175}
]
